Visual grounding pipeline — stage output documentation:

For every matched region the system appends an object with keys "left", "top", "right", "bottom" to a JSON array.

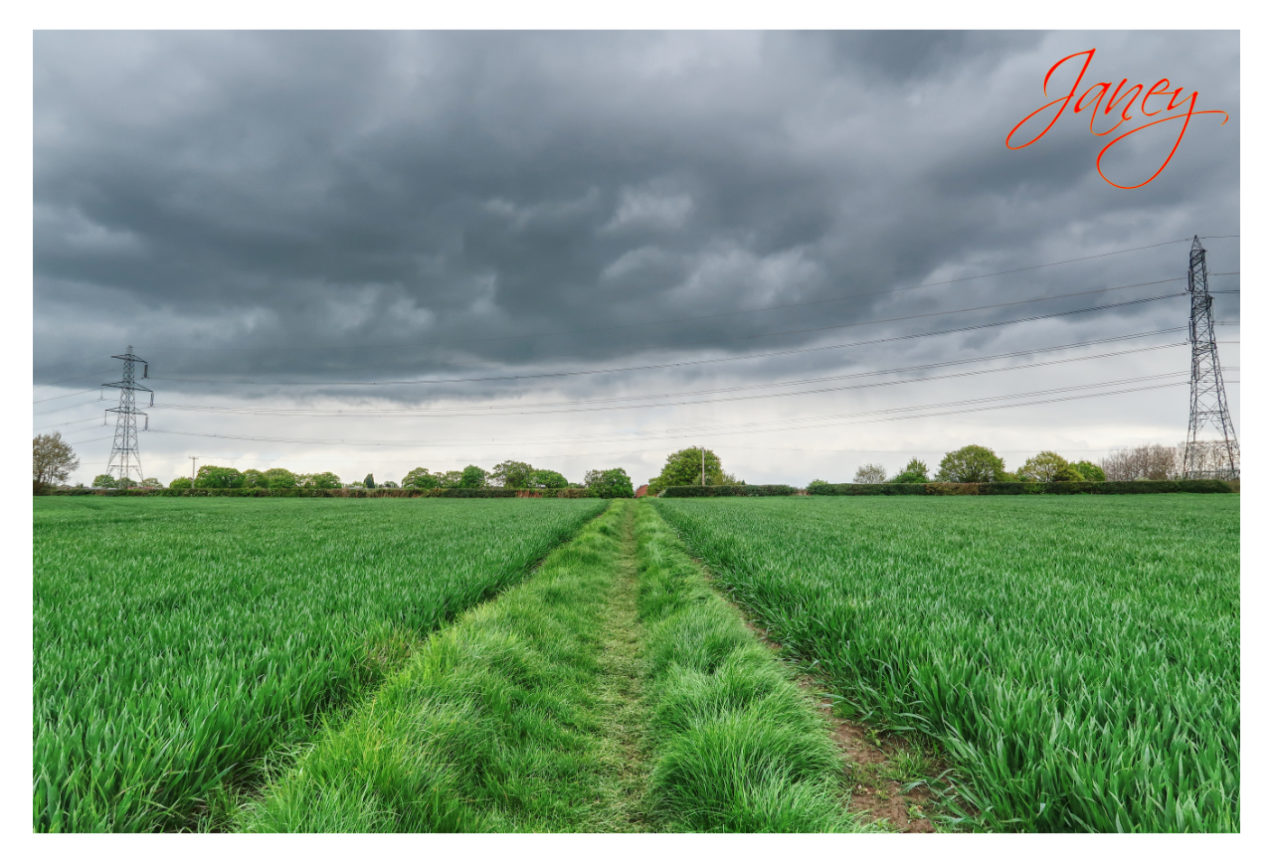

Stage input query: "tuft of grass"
[
  {"left": 632, "top": 503, "right": 874, "bottom": 833},
  {"left": 653, "top": 495, "right": 1240, "bottom": 833}
]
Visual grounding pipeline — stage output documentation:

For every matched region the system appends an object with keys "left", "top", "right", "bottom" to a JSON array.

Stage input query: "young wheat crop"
[{"left": 653, "top": 495, "right": 1240, "bottom": 832}]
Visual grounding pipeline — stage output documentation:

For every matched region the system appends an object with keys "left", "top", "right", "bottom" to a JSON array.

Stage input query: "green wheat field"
[{"left": 33, "top": 495, "right": 1239, "bottom": 833}]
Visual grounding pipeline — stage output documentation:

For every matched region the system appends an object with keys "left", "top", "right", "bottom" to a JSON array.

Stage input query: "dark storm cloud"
[{"left": 34, "top": 30, "right": 1239, "bottom": 402}]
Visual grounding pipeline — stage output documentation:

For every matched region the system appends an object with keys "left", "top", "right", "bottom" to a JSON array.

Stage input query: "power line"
[
  {"left": 728, "top": 278, "right": 1183, "bottom": 343},
  {"left": 33, "top": 387, "right": 101, "bottom": 405},
  {"left": 156, "top": 339, "right": 1187, "bottom": 419},
  {"left": 32, "top": 416, "right": 102, "bottom": 433},
  {"left": 34, "top": 396, "right": 112, "bottom": 417},
  {"left": 63, "top": 434, "right": 115, "bottom": 447},
  {"left": 132, "top": 375, "right": 1235, "bottom": 466},
  {"left": 145, "top": 372, "right": 1214, "bottom": 452},
  {"left": 143, "top": 378, "right": 1204, "bottom": 456},
  {"left": 151, "top": 292, "right": 1184, "bottom": 389},
  {"left": 607, "top": 372, "right": 1233, "bottom": 447},
  {"left": 154, "top": 328, "right": 1181, "bottom": 415}
]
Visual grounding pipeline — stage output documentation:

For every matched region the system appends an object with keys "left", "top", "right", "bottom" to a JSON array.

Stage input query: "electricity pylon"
[
  {"left": 102, "top": 346, "right": 153, "bottom": 485},
  {"left": 1182, "top": 237, "right": 1239, "bottom": 479}
]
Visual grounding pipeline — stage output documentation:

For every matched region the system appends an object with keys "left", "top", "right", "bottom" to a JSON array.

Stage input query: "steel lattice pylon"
[
  {"left": 1183, "top": 237, "right": 1239, "bottom": 479},
  {"left": 102, "top": 346, "right": 153, "bottom": 484}
]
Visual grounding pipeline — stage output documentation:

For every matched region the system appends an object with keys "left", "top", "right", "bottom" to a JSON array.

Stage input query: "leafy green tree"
[
  {"left": 305, "top": 471, "right": 342, "bottom": 490},
  {"left": 936, "top": 445, "right": 1006, "bottom": 483},
  {"left": 889, "top": 458, "right": 929, "bottom": 483},
  {"left": 490, "top": 460, "right": 534, "bottom": 489},
  {"left": 584, "top": 468, "right": 634, "bottom": 498},
  {"left": 459, "top": 465, "right": 487, "bottom": 488},
  {"left": 1072, "top": 460, "right": 1106, "bottom": 482},
  {"left": 140, "top": 477, "right": 163, "bottom": 489},
  {"left": 402, "top": 467, "right": 439, "bottom": 490},
  {"left": 530, "top": 468, "right": 569, "bottom": 489},
  {"left": 92, "top": 473, "right": 117, "bottom": 489},
  {"left": 194, "top": 465, "right": 244, "bottom": 489},
  {"left": 169, "top": 476, "right": 192, "bottom": 490},
  {"left": 1054, "top": 463, "right": 1085, "bottom": 482},
  {"left": 380, "top": 480, "right": 399, "bottom": 489},
  {"left": 438, "top": 470, "right": 464, "bottom": 489},
  {"left": 807, "top": 479, "right": 830, "bottom": 490},
  {"left": 363, "top": 473, "right": 376, "bottom": 490},
  {"left": 648, "top": 447, "right": 727, "bottom": 495},
  {"left": 263, "top": 468, "right": 298, "bottom": 489},
  {"left": 854, "top": 463, "right": 888, "bottom": 484},
  {"left": 242, "top": 469, "right": 268, "bottom": 489},
  {"left": 33, "top": 432, "right": 79, "bottom": 492},
  {"left": 1017, "top": 451, "right": 1074, "bottom": 483}
]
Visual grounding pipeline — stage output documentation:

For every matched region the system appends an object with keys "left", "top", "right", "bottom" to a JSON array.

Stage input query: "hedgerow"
[
  {"left": 659, "top": 485, "right": 797, "bottom": 497},
  {"left": 807, "top": 480, "right": 1232, "bottom": 496},
  {"left": 45, "top": 486, "right": 598, "bottom": 499},
  {"left": 805, "top": 483, "right": 928, "bottom": 496}
]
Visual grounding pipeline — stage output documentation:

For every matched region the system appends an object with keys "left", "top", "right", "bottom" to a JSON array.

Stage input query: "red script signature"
[{"left": 1006, "top": 49, "right": 1229, "bottom": 189}]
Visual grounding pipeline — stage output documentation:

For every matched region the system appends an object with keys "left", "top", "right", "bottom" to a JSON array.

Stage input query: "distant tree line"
[
  {"left": 837, "top": 440, "right": 1241, "bottom": 488},
  {"left": 34, "top": 434, "right": 1237, "bottom": 497},
  {"left": 837, "top": 445, "right": 1106, "bottom": 487},
  {"left": 82, "top": 460, "right": 643, "bottom": 498},
  {"left": 398, "top": 461, "right": 634, "bottom": 498}
]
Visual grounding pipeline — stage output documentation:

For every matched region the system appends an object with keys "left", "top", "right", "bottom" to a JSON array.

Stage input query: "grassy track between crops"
[
  {"left": 653, "top": 495, "right": 1240, "bottom": 833},
  {"left": 632, "top": 503, "right": 872, "bottom": 832},
  {"left": 237, "top": 502, "right": 872, "bottom": 833},
  {"left": 33, "top": 497, "right": 606, "bottom": 832}
]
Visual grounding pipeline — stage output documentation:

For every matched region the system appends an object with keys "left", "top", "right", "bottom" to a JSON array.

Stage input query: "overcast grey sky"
[{"left": 32, "top": 30, "right": 1240, "bottom": 487}]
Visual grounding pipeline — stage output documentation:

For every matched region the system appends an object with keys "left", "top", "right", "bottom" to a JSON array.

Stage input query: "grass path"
[
  {"left": 587, "top": 504, "right": 652, "bottom": 831},
  {"left": 632, "top": 502, "right": 874, "bottom": 833},
  {"left": 237, "top": 501, "right": 873, "bottom": 832}
]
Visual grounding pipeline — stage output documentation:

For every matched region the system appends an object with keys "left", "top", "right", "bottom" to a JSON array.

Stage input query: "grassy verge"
[{"left": 632, "top": 503, "right": 874, "bottom": 833}]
